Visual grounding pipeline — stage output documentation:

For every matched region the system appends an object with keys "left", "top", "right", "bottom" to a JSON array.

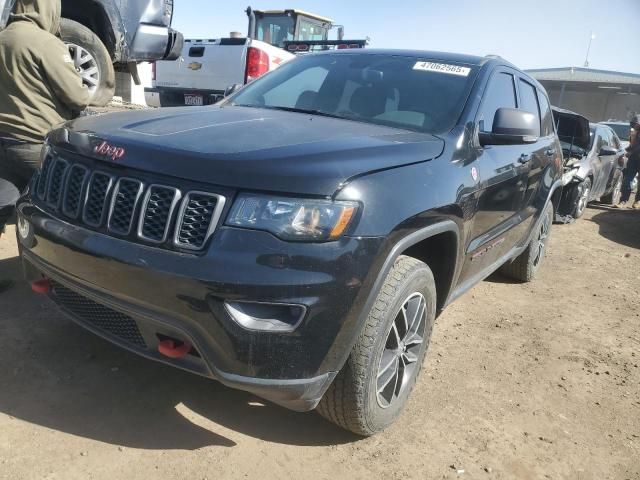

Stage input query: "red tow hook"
[
  {"left": 31, "top": 279, "right": 51, "bottom": 294},
  {"left": 158, "top": 339, "right": 192, "bottom": 359}
]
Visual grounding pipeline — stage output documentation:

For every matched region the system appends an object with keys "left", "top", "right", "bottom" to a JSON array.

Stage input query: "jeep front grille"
[{"left": 36, "top": 154, "right": 225, "bottom": 251}]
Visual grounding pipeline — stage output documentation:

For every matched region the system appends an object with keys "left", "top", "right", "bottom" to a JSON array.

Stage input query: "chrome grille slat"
[
  {"left": 82, "top": 172, "right": 114, "bottom": 227},
  {"left": 62, "top": 164, "right": 89, "bottom": 218},
  {"left": 46, "top": 158, "right": 69, "bottom": 209},
  {"left": 138, "top": 185, "right": 181, "bottom": 244},
  {"left": 174, "top": 192, "right": 226, "bottom": 250},
  {"left": 107, "top": 178, "right": 144, "bottom": 236},
  {"left": 36, "top": 155, "right": 54, "bottom": 200}
]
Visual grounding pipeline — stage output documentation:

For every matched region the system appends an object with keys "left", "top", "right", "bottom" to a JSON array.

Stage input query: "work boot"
[
  {"left": 633, "top": 202, "right": 640, "bottom": 210},
  {"left": 0, "top": 279, "right": 13, "bottom": 293},
  {"left": 613, "top": 201, "right": 626, "bottom": 209}
]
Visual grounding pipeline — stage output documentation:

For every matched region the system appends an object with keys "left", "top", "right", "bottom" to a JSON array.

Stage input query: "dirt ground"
[{"left": 0, "top": 206, "right": 639, "bottom": 480}]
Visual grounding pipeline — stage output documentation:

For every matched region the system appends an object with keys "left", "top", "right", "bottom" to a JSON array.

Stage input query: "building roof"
[
  {"left": 526, "top": 67, "right": 640, "bottom": 85},
  {"left": 255, "top": 10, "right": 334, "bottom": 24}
]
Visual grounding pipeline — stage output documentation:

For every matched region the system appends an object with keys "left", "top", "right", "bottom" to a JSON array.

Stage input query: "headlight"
[{"left": 226, "top": 194, "right": 358, "bottom": 241}]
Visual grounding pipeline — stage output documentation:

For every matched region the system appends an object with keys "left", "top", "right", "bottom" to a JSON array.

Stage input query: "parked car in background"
[
  {"left": 601, "top": 121, "right": 632, "bottom": 149},
  {"left": 0, "top": 0, "right": 184, "bottom": 106},
  {"left": 554, "top": 108, "right": 625, "bottom": 219},
  {"left": 145, "top": 7, "right": 367, "bottom": 107},
  {"left": 17, "top": 50, "right": 562, "bottom": 436}
]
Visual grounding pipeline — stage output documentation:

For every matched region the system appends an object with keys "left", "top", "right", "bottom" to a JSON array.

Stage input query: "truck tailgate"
[{"left": 155, "top": 39, "right": 248, "bottom": 92}]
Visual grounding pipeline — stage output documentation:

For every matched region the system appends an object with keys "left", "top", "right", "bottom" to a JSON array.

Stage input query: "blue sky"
[{"left": 173, "top": 0, "right": 638, "bottom": 73}]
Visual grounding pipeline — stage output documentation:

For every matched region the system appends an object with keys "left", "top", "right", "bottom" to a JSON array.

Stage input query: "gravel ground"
[{"left": 0, "top": 206, "right": 639, "bottom": 480}]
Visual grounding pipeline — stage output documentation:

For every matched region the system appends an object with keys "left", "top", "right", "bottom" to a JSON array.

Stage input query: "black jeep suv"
[{"left": 16, "top": 50, "right": 562, "bottom": 436}]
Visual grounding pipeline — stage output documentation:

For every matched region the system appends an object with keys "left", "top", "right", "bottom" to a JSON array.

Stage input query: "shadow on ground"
[
  {"left": 0, "top": 256, "right": 357, "bottom": 451},
  {"left": 588, "top": 205, "right": 640, "bottom": 250}
]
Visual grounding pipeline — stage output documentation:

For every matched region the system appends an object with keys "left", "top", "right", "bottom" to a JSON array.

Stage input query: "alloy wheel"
[
  {"left": 376, "top": 292, "right": 427, "bottom": 409},
  {"left": 533, "top": 209, "right": 551, "bottom": 267},
  {"left": 576, "top": 185, "right": 590, "bottom": 217},
  {"left": 66, "top": 43, "right": 100, "bottom": 96}
]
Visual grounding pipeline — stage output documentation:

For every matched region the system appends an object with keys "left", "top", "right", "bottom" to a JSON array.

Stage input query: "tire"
[
  {"left": 571, "top": 177, "right": 592, "bottom": 219},
  {"left": 59, "top": 18, "right": 115, "bottom": 107},
  {"left": 500, "top": 201, "right": 553, "bottom": 283},
  {"left": 601, "top": 170, "right": 623, "bottom": 205},
  {"left": 317, "top": 256, "right": 436, "bottom": 436}
]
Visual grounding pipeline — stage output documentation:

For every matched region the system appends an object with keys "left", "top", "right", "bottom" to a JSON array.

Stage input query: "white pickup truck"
[{"left": 145, "top": 8, "right": 366, "bottom": 108}]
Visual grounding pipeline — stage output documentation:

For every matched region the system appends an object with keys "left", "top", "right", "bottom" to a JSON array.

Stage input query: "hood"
[
  {"left": 9, "top": 0, "right": 61, "bottom": 34},
  {"left": 552, "top": 106, "right": 591, "bottom": 152},
  {"left": 51, "top": 106, "right": 445, "bottom": 196}
]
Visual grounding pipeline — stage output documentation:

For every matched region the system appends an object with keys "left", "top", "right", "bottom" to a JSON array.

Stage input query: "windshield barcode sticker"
[{"left": 413, "top": 62, "right": 471, "bottom": 77}]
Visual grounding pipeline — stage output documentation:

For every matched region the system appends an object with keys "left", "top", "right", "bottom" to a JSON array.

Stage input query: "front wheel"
[
  {"left": 317, "top": 256, "right": 436, "bottom": 436},
  {"left": 572, "top": 177, "right": 592, "bottom": 219},
  {"left": 60, "top": 18, "right": 115, "bottom": 107},
  {"left": 500, "top": 201, "right": 553, "bottom": 283},
  {"left": 601, "top": 170, "right": 623, "bottom": 205}
]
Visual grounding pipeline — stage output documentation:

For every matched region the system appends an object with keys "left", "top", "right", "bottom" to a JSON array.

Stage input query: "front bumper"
[{"left": 17, "top": 202, "right": 384, "bottom": 411}]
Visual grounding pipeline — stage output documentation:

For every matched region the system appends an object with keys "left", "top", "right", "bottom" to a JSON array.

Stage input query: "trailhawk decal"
[{"left": 413, "top": 62, "right": 471, "bottom": 77}]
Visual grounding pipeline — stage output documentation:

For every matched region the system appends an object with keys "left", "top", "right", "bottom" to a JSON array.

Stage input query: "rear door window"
[
  {"left": 518, "top": 79, "right": 541, "bottom": 137},
  {"left": 537, "top": 90, "right": 554, "bottom": 137},
  {"left": 478, "top": 72, "right": 516, "bottom": 133}
]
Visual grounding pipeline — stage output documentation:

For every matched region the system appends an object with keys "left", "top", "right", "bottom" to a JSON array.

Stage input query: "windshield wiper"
[{"left": 235, "top": 104, "right": 350, "bottom": 120}]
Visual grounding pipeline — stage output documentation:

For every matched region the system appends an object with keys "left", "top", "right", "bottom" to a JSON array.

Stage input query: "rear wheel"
[
  {"left": 60, "top": 18, "right": 115, "bottom": 107},
  {"left": 500, "top": 201, "right": 553, "bottom": 283},
  {"left": 601, "top": 170, "right": 623, "bottom": 205},
  {"left": 317, "top": 256, "right": 436, "bottom": 436}
]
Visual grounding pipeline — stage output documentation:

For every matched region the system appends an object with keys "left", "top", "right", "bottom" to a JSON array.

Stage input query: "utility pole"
[{"left": 583, "top": 32, "right": 595, "bottom": 68}]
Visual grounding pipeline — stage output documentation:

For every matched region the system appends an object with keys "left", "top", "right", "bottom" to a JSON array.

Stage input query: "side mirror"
[
  {"left": 479, "top": 108, "right": 540, "bottom": 146},
  {"left": 599, "top": 145, "right": 617, "bottom": 156},
  {"left": 224, "top": 83, "right": 243, "bottom": 97}
]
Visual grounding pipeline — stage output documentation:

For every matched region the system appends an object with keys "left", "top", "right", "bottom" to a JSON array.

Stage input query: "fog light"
[{"left": 224, "top": 301, "right": 306, "bottom": 332}]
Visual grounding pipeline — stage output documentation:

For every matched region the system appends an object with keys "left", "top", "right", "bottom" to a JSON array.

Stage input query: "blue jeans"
[{"left": 621, "top": 156, "right": 640, "bottom": 203}]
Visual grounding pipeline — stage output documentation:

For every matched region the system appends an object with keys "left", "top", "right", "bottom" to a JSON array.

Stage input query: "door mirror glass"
[
  {"left": 479, "top": 108, "right": 539, "bottom": 146},
  {"left": 224, "top": 83, "right": 243, "bottom": 97}
]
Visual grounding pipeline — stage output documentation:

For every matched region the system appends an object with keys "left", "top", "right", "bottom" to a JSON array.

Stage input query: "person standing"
[
  {"left": 620, "top": 115, "right": 640, "bottom": 209},
  {"left": 0, "top": 0, "right": 90, "bottom": 192}
]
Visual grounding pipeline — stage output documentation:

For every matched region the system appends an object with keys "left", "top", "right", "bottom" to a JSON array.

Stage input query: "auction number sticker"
[{"left": 413, "top": 62, "right": 471, "bottom": 77}]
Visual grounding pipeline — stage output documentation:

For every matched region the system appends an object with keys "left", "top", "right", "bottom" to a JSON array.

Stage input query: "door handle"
[
  {"left": 518, "top": 153, "right": 531, "bottom": 164},
  {"left": 545, "top": 148, "right": 556, "bottom": 157}
]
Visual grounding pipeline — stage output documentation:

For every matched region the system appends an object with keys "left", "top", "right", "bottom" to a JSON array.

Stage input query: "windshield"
[
  {"left": 255, "top": 15, "right": 295, "bottom": 48},
  {"left": 228, "top": 53, "right": 479, "bottom": 134},
  {"left": 603, "top": 123, "right": 631, "bottom": 141}
]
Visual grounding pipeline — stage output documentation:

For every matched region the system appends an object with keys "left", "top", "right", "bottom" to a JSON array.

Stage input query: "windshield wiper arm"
[{"left": 237, "top": 104, "right": 348, "bottom": 120}]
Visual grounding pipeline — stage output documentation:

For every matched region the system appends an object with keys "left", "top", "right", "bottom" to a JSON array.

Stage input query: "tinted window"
[
  {"left": 478, "top": 72, "right": 516, "bottom": 133},
  {"left": 518, "top": 79, "right": 541, "bottom": 136},
  {"left": 603, "top": 123, "right": 631, "bottom": 141},
  {"left": 298, "top": 19, "right": 328, "bottom": 41},
  {"left": 537, "top": 90, "right": 554, "bottom": 136},
  {"left": 256, "top": 16, "right": 295, "bottom": 48},
  {"left": 610, "top": 131, "right": 621, "bottom": 149},
  {"left": 590, "top": 126, "right": 605, "bottom": 150},
  {"left": 231, "top": 54, "right": 480, "bottom": 133},
  {"left": 262, "top": 66, "right": 328, "bottom": 106}
]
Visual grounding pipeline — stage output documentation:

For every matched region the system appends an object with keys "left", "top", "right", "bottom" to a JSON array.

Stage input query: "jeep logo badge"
[{"left": 93, "top": 141, "right": 126, "bottom": 161}]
